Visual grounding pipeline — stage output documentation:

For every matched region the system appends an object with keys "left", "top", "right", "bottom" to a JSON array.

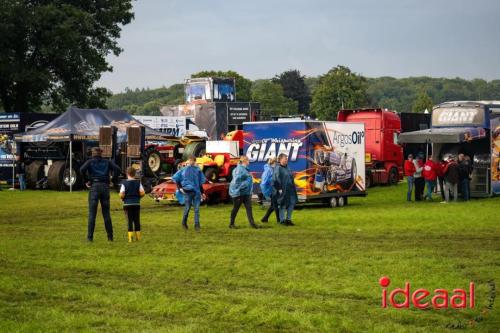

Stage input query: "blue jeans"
[
  {"left": 18, "top": 174, "right": 26, "bottom": 191},
  {"left": 182, "top": 191, "right": 200, "bottom": 226},
  {"left": 406, "top": 176, "right": 414, "bottom": 201},
  {"left": 461, "top": 179, "right": 470, "bottom": 201},
  {"left": 88, "top": 183, "right": 112, "bottom": 241},
  {"left": 278, "top": 195, "right": 297, "bottom": 223},
  {"left": 425, "top": 180, "right": 436, "bottom": 200}
]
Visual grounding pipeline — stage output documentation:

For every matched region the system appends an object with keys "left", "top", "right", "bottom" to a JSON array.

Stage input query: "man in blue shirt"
[
  {"left": 80, "top": 147, "right": 121, "bottom": 242},
  {"left": 172, "top": 156, "right": 206, "bottom": 231}
]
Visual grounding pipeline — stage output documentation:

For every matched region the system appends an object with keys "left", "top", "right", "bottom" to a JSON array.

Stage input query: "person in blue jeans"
[
  {"left": 15, "top": 155, "right": 26, "bottom": 191},
  {"left": 404, "top": 154, "right": 416, "bottom": 201},
  {"left": 272, "top": 153, "right": 298, "bottom": 226},
  {"left": 172, "top": 156, "right": 206, "bottom": 231},
  {"left": 260, "top": 157, "right": 279, "bottom": 223}
]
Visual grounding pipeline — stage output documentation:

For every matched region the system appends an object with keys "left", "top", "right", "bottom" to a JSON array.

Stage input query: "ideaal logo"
[
  {"left": 379, "top": 276, "right": 475, "bottom": 309},
  {"left": 379, "top": 277, "right": 497, "bottom": 329}
]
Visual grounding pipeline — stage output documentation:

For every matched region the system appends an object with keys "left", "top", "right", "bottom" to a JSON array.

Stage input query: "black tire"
[
  {"left": 337, "top": 196, "right": 345, "bottom": 207},
  {"left": 204, "top": 167, "right": 219, "bottom": 182},
  {"left": 182, "top": 142, "right": 206, "bottom": 160},
  {"left": 365, "top": 172, "right": 372, "bottom": 188},
  {"left": 47, "top": 160, "right": 82, "bottom": 191},
  {"left": 141, "top": 177, "right": 153, "bottom": 194},
  {"left": 388, "top": 167, "right": 399, "bottom": 185},
  {"left": 144, "top": 147, "right": 162, "bottom": 177},
  {"left": 330, "top": 197, "right": 338, "bottom": 208},
  {"left": 26, "top": 160, "right": 45, "bottom": 189}
]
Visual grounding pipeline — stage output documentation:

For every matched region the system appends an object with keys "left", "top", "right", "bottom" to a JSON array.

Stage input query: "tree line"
[
  {"left": 107, "top": 67, "right": 500, "bottom": 120},
  {"left": 1, "top": 2, "right": 499, "bottom": 119}
]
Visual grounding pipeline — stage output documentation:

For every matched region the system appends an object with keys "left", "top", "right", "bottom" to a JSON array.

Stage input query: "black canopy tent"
[
  {"left": 14, "top": 107, "right": 172, "bottom": 192},
  {"left": 14, "top": 107, "right": 171, "bottom": 143}
]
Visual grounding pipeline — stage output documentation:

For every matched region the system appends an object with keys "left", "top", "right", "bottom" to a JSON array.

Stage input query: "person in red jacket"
[
  {"left": 435, "top": 159, "right": 447, "bottom": 200},
  {"left": 404, "top": 154, "right": 416, "bottom": 201},
  {"left": 423, "top": 156, "right": 438, "bottom": 200}
]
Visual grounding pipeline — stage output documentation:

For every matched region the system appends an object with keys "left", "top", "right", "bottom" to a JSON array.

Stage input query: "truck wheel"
[
  {"left": 365, "top": 173, "right": 372, "bottom": 188},
  {"left": 204, "top": 167, "right": 219, "bottom": 182},
  {"left": 388, "top": 167, "right": 398, "bottom": 185},
  {"left": 330, "top": 197, "right": 338, "bottom": 208},
  {"left": 48, "top": 160, "right": 82, "bottom": 191},
  {"left": 144, "top": 147, "right": 162, "bottom": 177},
  {"left": 26, "top": 160, "right": 45, "bottom": 189},
  {"left": 337, "top": 196, "right": 345, "bottom": 207},
  {"left": 183, "top": 142, "right": 206, "bottom": 160}
]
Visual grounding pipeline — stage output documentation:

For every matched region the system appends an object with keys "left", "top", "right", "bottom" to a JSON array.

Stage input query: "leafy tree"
[
  {"left": 191, "top": 70, "right": 252, "bottom": 101},
  {"left": 272, "top": 70, "right": 311, "bottom": 115},
  {"left": 251, "top": 80, "right": 297, "bottom": 119},
  {"left": 412, "top": 91, "right": 434, "bottom": 113},
  {"left": 311, "top": 66, "right": 368, "bottom": 120},
  {"left": 0, "top": 1, "right": 134, "bottom": 113}
]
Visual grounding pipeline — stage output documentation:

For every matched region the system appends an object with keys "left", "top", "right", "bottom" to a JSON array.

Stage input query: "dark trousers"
[
  {"left": 124, "top": 205, "right": 141, "bottom": 231},
  {"left": 461, "top": 179, "right": 470, "bottom": 201},
  {"left": 414, "top": 177, "right": 425, "bottom": 201},
  {"left": 261, "top": 196, "right": 279, "bottom": 222},
  {"left": 87, "top": 183, "right": 113, "bottom": 240},
  {"left": 230, "top": 195, "right": 255, "bottom": 226},
  {"left": 438, "top": 176, "right": 445, "bottom": 200}
]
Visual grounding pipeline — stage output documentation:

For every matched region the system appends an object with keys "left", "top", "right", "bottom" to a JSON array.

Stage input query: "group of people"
[
  {"left": 80, "top": 146, "right": 298, "bottom": 242},
  {"left": 172, "top": 153, "right": 298, "bottom": 231},
  {"left": 404, "top": 152, "right": 473, "bottom": 203}
]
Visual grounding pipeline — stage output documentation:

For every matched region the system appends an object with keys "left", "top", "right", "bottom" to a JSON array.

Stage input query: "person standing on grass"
[
  {"left": 260, "top": 157, "right": 279, "bottom": 223},
  {"left": 273, "top": 153, "right": 298, "bottom": 226},
  {"left": 229, "top": 156, "right": 259, "bottom": 229},
  {"left": 423, "top": 156, "right": 437, "bottom": 200},
  {"left": 15, "top": 155, "right": 26, "bottom": 191},
  {"left": 458, "top": 154, "right": 473, "bottom": 201},
  {"left": 119, "top": 167, "right": 145, "bottom": 242},
  {"left": 80, "top": 147, "right": 122, "bottom": 242},
  {"left": 436, "top": 158, "right": 447, "bottom": 200},
  {"left": 442, "top": 156, "right": 459, "bottom": 203},
  {"left": 404, "top": 154, "right": 416, "bottom": 201},
  {"left": 172, "top": 156, "right": 206, "bottom": 231},
  {"left": 413, "top": 154, "right": 425, "bottom": 201}
]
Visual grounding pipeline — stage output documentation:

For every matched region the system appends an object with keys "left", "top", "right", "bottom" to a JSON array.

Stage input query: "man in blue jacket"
[
  {"left": 80, "top": 147, "right": 122, "bottom": 242},
  {"left": 272, "top": 153, "right": 298, "bottom": 226},
  {"left": 172, "top": 156, "right": 206, "bottom": 231},
  {"left": 229, "top": 156, "right": 259, "bottom": 229}
]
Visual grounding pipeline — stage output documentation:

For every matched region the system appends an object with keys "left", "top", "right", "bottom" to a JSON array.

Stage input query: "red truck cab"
[{"left": 338, "top": 108, "right": 403, "bottom": 187}]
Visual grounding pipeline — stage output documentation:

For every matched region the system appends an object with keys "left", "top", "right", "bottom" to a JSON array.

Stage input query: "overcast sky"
[{"left": 97, "top": 0, "right": 500, "bottom": 93}]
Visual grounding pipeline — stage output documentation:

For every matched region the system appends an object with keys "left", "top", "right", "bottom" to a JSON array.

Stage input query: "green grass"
[{"left": 0, "top": 184, "right": 499, "bottom": 332}]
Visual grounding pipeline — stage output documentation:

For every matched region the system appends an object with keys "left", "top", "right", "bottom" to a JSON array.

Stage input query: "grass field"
[{"left": 0, "top": 184, "right": 499, "bottom": 332}]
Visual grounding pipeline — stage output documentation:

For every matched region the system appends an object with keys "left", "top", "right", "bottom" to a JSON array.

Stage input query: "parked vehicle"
[
  {"left": 399, "top": 101, "right": 500, "bottom": 197},
  {"left": 150, "top": 179, "right": 230, "bottom": 205},
  {"left": 243, "top": 120, "right": 366, "bottom": 208}
]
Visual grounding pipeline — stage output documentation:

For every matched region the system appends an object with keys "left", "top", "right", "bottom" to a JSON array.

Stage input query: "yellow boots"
[{"left": 127, "top": 231, "right": 141, "bottom": 242}]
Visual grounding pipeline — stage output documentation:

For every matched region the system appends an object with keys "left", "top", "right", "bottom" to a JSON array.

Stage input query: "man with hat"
[{"left": 80, "top": 147, "right": 122, "bottom": 241}]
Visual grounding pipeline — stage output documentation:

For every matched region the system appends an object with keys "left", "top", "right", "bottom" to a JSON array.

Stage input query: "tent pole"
[
  {"left": 11, "top": 148, "right": 15, "bottom": 190},
  {"left": 69, "top": 138, "right": 72, "bottom": 193}
]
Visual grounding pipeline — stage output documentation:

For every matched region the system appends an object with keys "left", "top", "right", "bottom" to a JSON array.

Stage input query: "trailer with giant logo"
[
  {"left": 243, "top": 120, "right": 366, "bottom": 207},
  {"left": 398, "top": 101, "right": 500, "bottom": 197}
]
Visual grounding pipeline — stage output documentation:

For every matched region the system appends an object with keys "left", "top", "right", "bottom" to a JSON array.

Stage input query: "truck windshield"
[{"left": 186, "top": 82, "right": 211, "bottom": 103}]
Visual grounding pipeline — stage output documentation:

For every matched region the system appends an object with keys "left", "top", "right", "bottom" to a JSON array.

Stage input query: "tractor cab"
[
  {"left": 185, "top": 77, "right": 236, "bottom": 104},
  {"left": 195, "top": 140, "right": 240, "bottom": 182}
]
